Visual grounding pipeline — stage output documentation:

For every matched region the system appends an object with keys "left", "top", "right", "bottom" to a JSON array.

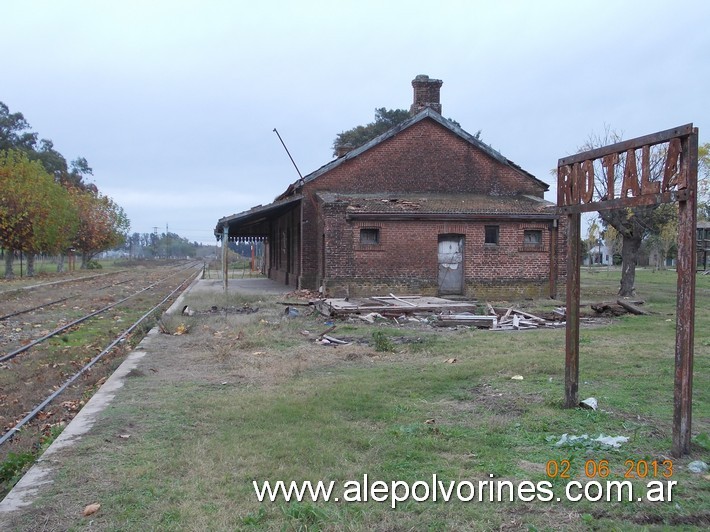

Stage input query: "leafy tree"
[
  {"left": 1, "top": 101, "right": 93, "bottom": 190},
  {"left": 646, "top": 207, "right": 679, "bottom": 270},
  {"left": 0, "top": 150, "right": 78, "bottom": 278},
  {"left": 0, "top": 102, "right": 37, "bottom": 152},
  {"left": 332, "top": 107, "right": 473, "bottom": 157},
  {"left": 332, "top": 108, "right": 411, "bottom": 156},
  {"left": 603, "top": 226, "right": 623, "bottom": 267},
  {"left": 69, "top": 188, "right": 129, "bottom": 268}
]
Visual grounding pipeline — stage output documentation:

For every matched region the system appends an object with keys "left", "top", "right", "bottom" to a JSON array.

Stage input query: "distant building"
[
  {"left": 216, "top": 75, "right": 565, "bottom": 299},
  {"left": 699, "top": 221, "right": 710, "bottom": 270}
]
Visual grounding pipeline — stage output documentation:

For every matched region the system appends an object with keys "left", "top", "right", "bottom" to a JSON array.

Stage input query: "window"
[
  {"left": 360, "top": 228, "right": 380, "bottom": 245},
  {"left": 484, "top": 225, "right": 499, "bottom": 245},
  {"left": 523, "top": 230, "right": 542, "bottom": 246}
]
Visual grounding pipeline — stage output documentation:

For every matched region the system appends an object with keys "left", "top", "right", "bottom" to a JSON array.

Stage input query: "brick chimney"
[{"left": 410, "top": 74, "right": 443, "bottom": 115}]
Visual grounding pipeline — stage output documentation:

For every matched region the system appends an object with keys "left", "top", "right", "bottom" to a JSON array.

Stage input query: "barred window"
[{"left": 360, "top": 228, "right": 380, "bottom": 245}]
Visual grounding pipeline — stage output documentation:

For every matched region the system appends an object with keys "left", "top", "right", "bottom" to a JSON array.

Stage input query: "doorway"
[{"left": 438, "top": 234, "right": 464, "bottom": 294}]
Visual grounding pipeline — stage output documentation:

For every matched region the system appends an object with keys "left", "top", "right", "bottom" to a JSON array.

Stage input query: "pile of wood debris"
[
  {"left": 436, "top": 305, "right": 562, "bottom": 330},
  {"left": 316, "top": 295, "right": 477, "bottom": 318},
  {"left": 309, "top": 293, "right": 649, "bottom": 332},
  {"left": 315, "top": 294, "right": 564, "bottom": 331}
]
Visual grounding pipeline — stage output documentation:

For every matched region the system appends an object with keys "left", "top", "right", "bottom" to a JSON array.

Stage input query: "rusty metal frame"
[{"left": 557, "top": 124, "right": 698, "bottom": 457}]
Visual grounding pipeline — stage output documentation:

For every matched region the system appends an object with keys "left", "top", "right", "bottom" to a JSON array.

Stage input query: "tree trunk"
[
  {"left": 26, "top": 253, "right": 35, "bottom": 277},
  {"left": 4, "top": 250, "right": 15, "bottom": 279},
  {"left": 618, "top": 235, "right": 642, "bottom": 296},
  {"left": 81, "top": 252, "right": 90, "bottom": 269},
  {"left": 56, "top": 254, "right": 65, "bottom": 273}
]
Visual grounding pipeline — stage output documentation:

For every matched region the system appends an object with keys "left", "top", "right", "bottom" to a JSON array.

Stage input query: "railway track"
[
  {"left": 0, "top": 261, "right": 198, "bottom": 361},
  {"left": 0, "top": 261, "right": 201, "bottom": 476}
]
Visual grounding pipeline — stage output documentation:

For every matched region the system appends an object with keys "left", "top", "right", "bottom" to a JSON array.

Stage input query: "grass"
[{"left": 3, "top": 268, "right": 709, "bottom": 530}]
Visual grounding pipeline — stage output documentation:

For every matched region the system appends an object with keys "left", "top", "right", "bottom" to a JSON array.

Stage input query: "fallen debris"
[
  {"left": 435, "top": 313, "right": 497, "bottom": 328},
  {"left": 616, "top": 299, "right": 649, "bottom": 315},
  {"left": 688, "top": 460, "right": 708, "bottom": 474},
  {"left": 356, "top": 312, "right": 387, "bottom": 323},
  {"left": 321, "top": 334, "right": 350, "bottom": 345},
  {"left": 203, "top": 305, "right": 259, "bottom": 315},
  {"left": 83, "top": 503, "right": 101, "bottom": 517},
  {"left": 284, "top": 289, "right": 321, "bottom": 300},
  {"left": 579, "top": 397, "right": 598, "bottom": 410},
  {"left": 553, "top": 433, "right": 629, "bottom": 449},
  {"left": 317, "top": 295, "right": 478, "bottom": 317},
  {"left": 590, "top": 299, "right": 647, "bottom": 317},
  {"left": 489, "top": 307, "right": 560, "bottom": 331}
]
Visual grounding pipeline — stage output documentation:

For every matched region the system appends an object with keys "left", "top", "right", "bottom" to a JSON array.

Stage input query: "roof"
[
  {"left": 214, "top": 195, "right": 302, "bottom": 238},
  {"left": 317, "top": 192, "right": 557, "bottom": 218},
  {"left": 276, "top": 107, "right": 548, "bottom": 200}
]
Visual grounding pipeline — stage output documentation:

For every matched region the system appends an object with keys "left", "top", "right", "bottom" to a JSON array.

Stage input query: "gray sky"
[{"left": 4, "top": 0, "right": 709, "bottom": 244}]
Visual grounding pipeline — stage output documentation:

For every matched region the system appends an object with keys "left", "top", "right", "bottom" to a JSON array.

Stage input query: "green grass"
[{"left": 4, "top": 268, "right": 709, "bottom": 530}]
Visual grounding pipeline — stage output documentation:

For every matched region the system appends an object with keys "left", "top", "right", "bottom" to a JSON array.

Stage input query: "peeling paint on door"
[{"left": 438, "top": 235, "right": 464, "bottom": 294}]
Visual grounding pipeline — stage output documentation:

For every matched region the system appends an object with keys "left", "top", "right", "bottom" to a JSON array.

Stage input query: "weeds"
[{"left": 372, "top": 330, "right": 395, "bottom": 352}]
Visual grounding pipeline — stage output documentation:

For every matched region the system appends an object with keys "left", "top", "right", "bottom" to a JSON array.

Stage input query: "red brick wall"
[
  {"left": 305, "top": 119, "right": 546, "bottom": 198},
  {"left": 321, "top": 215, "right": 558, "bottom": 299},
  {"left": 295, "top": 116, "right": 560, "bottom": 298}
]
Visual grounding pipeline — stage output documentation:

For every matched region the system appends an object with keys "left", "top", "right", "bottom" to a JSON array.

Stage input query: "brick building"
[{"left": 216, "top": 75, "right": 565, "bottom": 299}]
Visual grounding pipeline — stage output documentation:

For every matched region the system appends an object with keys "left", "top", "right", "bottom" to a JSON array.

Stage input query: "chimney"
[{"left": 410, "top": 74, "right": 443, "bottom": 115}]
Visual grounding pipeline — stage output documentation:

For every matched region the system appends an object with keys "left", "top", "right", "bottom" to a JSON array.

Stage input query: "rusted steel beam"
[
  {"left": 564, "top": 212, "right": 581, "bottom": 408},
  {"left": 672, "top": 128, "right": 698, "bottom": 457},
  {"left": 558, "top": 124, "right": 693, "bottom": 166},
  {"left": 557, "top": 189, "right": 689, "bottom": 214}
]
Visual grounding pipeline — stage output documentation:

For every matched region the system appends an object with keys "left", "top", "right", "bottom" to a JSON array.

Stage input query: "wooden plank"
[
  {"left": 388, "top": 293, "right": 417, "bottom": 306},
  {"left": 511, "top": 309, "right": 547, "bottom": 322}
]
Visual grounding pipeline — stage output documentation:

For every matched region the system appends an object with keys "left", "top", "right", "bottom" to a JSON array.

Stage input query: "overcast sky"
[{"left": 4, "top": 0, "right": 708, "bottom": 244}]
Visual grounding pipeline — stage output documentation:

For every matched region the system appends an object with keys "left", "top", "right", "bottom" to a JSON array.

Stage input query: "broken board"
[{"left": 316, "top": 296, "right": 478, "bottom": 317}]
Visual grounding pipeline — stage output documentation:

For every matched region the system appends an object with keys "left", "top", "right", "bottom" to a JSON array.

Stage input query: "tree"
[
  {"left": 0, "top": 102, "right": 37, "bottom": 152},
  {"left": 332, "top": 108, "right": 411, "bottom": 156},
  {"left": 646, "top": 208, "right": 679, "bottom": 270},
  {"left": 332, "top": 107, "right": 472, "bottom": 157},
  {"left": 578, "top": 128, "right": 676, "bottom": 296},
  {"left": 603, "top": 226, "right": 623, "bottom": 267},
  {"left": 0, "top": 150, "right": 78, "bottom": 278},
  {"left": 1, "top": 101, "right": 94, "bottom": 190},
  {"left": 69, "top": 188, "right": 129, "bottom": 268}
]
